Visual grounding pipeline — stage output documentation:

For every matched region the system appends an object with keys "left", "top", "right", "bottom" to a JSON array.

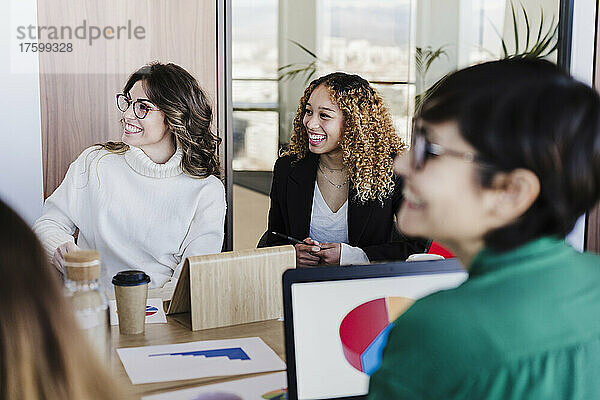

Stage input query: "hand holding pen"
[{"left": 271, "top": 232, "right": 321, "bottom": 267}]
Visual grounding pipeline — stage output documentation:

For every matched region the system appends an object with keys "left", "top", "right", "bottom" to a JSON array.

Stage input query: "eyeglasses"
[
  {"left": 116, "top": 93, "right": 160, "bottom": 119},
  {"left": 411, "top": 122, "right": 483, "bottom": 170}
]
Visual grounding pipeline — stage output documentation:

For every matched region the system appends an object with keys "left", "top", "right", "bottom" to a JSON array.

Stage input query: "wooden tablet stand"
[{"left": 167, "top": 245, "right": 296, "bottom": 331}]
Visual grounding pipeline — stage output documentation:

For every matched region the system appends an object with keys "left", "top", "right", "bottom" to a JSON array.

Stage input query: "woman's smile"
[
  {"left": 308, "top": 130, "right": 326, "bottom": 146},
  {"left": 123, "top": 121, "right": 143, "bottom": 135}
]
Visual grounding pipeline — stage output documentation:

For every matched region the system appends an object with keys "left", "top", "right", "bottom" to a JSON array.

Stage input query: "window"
[
  {"left": 232, "top": 0, "right": 279, "bottom": 171},
  {"left": 230, "top": 0, "right": 561, "bottom": 249}
]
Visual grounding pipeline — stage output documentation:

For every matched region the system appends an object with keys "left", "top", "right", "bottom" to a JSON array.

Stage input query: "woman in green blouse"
[{"left": 369, "top": 58, "right": 600, "bottom": 399}]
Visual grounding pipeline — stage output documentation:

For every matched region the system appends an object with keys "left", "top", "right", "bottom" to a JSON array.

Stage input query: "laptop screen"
[{"left": 283, "top": 261, "right": 468, "bottom": 400}]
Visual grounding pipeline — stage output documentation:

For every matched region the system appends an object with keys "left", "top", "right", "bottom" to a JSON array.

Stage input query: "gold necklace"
[
  {"left": 320, "top": 163, "right": 345, "bottom": 173},
  {"left": 318, "top": 164, "right": 348, "bottom": 189}
]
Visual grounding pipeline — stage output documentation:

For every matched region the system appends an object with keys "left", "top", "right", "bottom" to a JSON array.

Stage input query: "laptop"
[{"left": 282, "top": 259, "right": 468, "bottom": 400}]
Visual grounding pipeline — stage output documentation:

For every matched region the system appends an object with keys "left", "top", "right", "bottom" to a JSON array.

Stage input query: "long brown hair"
[
  {"left": 100, "top": 62, "right": 221, "bottom": 179},
  {"left": 0, "top": 200, "right": 129, "bottom": 400},
  {"left": 285, "top": 72, "right": 407, "bottom": 203}
]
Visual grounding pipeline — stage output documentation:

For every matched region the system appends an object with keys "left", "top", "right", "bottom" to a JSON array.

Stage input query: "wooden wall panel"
[{"left": 37, "top": 0, "right": 218, "bottom": 197}]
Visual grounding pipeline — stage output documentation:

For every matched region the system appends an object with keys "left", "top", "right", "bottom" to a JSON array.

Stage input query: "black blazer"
[{"left": 259, "top": 153, "right": 428, "bottom": 262}]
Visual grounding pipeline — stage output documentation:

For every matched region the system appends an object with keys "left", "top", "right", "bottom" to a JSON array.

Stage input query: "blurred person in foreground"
[
  {"left": 369, "top": 58, "right": 600, "bottom": 399},
  {"left": 0, "top": 199, "right": 128, "bottom": 400}
]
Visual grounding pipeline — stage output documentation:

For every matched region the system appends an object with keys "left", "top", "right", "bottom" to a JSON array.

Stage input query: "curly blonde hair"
[
  {"left": 284, "top": 72, "right": 407, "bottom": 203},
  {"left": 98, "top": 62, "right": 221, "bottom": 179}
]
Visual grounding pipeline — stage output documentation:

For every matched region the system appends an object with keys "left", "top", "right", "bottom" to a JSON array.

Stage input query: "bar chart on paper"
[
  {"left": 117, "top": 337, "right": 286, "bottom": 384},
  {"left": 339, "top": 297, "right": 414, "bottom": 375},
  {"left": 149, "top": 347, "right": 251, "bottom": 361}
]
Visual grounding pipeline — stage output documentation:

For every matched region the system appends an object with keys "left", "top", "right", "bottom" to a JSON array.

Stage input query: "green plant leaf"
[
  {"left": 278, "top": 66, "right": 310, "bottom": 81},
  {"left": 415, "top": 47, "right": 424, "bottom": 75},
  {"left": 492, "top": 3, "right": 557, "bottom": 60},
  {"left": 536, "top": 8, "right": 545, "bottom": 44},
  {"left": 540, "top": 23, "right": 559, "bottom": 57},
  {"left": 424, "top": 47, "right": 447, "bottom": 76},
  {"left": 277, "top": 40, "right": 326, "bottom": 83},
  {"left": 511, "top": 2, "right": 519, "bottom": 55},
  {"left": 289, "top": 39, "right": 317, "bottom": 59},
  {"left": 305, "top": 68, "right": 317, "bottom": 85},
  {"left": 528, "top": 15, "right": 557, "bottom": 57},
  {"left": 277, "top": 63, "right": 295, "bottom": 71},
  {"left": 489, "top": 20, "right": 509, "bottom": 58},
  {"left": 543, "top": 28, "right": 559, "bottom": 56},
  {"left": 521, "top": 3, "right": 531, "bottom": 52}
]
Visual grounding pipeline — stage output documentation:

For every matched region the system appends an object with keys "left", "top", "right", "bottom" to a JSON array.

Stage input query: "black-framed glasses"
[
  {"left": 411, "top": 121, "right": 483, "bottom": 170},
  {"left": 116, "top": 93, "right": 160, "bottom": 119}
]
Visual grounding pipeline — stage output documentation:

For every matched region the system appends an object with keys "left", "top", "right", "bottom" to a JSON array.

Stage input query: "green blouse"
[{"left": 368, "top": 237, "right": 600, "bottom": 399}]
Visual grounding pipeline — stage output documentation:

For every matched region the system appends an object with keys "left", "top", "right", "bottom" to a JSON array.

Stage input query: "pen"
[{"left": 270, "top": 231, "right": 305, "bottom": 245}]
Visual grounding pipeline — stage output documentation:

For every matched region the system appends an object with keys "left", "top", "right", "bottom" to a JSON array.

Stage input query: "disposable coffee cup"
[{"left": 112, "top": 270, "right": 151, "bottom": 335}]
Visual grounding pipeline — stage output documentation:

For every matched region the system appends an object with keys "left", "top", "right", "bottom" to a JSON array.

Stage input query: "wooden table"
[{"left": 111, "top": 316, "right": 286, "bottom": 399}]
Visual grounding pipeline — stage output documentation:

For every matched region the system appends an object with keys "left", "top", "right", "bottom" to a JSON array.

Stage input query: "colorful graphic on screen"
[
  {"left": 148, "top": 347, "right": 251, "bottom": 361},
  {"left": 339, "top": 297, "right": 414, "bottom": 375},
  {"left": 146, "top": 305, "right": 159, "bottom": 316},
  {"left": 261, "top": 388, "right": 288, "bottom": 400}
]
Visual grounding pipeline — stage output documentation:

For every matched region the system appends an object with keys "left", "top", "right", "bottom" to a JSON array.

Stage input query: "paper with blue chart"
[{"left": 117, "top": 337, "right": 286, "bottom": 384}]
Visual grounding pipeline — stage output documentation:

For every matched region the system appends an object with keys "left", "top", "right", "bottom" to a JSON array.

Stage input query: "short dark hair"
[{"left": 418, "top": 58, "right": 600, "bottom": 251}]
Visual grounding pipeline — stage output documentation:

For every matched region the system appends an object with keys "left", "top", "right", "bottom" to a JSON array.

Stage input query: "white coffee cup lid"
[{"left": 406, "top": 253, "right": 445, "bottom": 262}]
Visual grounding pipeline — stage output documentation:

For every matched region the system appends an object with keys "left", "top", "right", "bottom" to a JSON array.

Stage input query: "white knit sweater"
[{"left": 33, "top": 145, "right": 226, "bottom": 292}]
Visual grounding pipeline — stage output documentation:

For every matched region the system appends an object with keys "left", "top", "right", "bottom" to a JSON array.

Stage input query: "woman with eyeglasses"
[
  {"left": 33, "top": 62, "right": 226, "bottom": 293},
  {"left": 260, "top": 72, "right": 427, "bottom": 266},
  {"left": 368, "top": 58, "right": 600, "bottom": 399}
]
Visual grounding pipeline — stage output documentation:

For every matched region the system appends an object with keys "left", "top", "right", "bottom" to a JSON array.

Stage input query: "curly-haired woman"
[
  {"left": 261, "top": 72, "right": 427, "bottom": 266},
  {"left": 33, "top": 62, "right": 226, "bottom": 292}
]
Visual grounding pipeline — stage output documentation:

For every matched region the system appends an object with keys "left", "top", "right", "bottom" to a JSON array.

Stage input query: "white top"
[
  {"left": 309, "top": 184, "right": 369, "bottom": 265},
  {"left": 33, "top": 145, "right": 226, "bottom": 292},
  {"left": 309, "top": 183, "right": 348, "bottom": 244}
]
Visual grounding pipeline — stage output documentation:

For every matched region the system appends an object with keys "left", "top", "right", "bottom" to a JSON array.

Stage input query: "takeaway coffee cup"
[{"left": 112, "top": 270, "right": 151, "bottom": 334}]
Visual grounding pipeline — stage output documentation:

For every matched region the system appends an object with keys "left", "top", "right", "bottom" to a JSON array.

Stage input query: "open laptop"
[{"left": 282, "top": 259, "right": 468, "bottom": 400}]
